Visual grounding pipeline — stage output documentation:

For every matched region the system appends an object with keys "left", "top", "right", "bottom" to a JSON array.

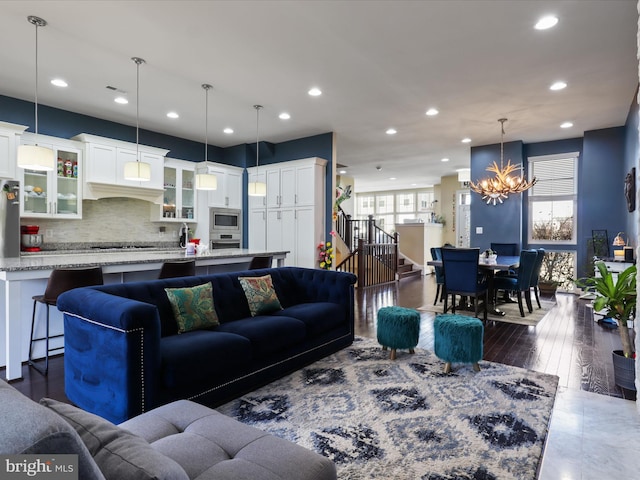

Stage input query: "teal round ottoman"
[
  {"left": 434, "top": 314, "right": 484, "bottom": 373},
  {"left": 377, "top": 306, "right": 420, "bottom": 360}
]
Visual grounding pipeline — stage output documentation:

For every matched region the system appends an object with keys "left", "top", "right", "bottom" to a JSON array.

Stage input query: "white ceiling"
[{"left": 0, "top": 1, "right": 636, "bottom": 192}]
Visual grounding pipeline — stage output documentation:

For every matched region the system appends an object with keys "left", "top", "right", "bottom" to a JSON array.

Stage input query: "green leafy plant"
[{"left": 576, "top": 262, "right": 636, "bottom": 358}]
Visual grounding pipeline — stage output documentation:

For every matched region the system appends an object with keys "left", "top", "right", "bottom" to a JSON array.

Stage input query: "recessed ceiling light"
[
  {"left": 461, "top": 137, "right": 472, "bottom": 143},
  {"left": 389, "top": 177, "right": 397, "bottom": 180},
  {"left": 114, "top": 96, "right": 128, "bottom": 105},
  {"left": 411, "top": 183, "right": 417, "bottom": 186},
  {"left": 279, "top": 112, "right": 291, "bottom": 120},
  {"left": 223, "top": 127, "right": 234, "bottom": 134},
  {"left": 426, "top": 108, "right": 439, "bottom": 116},
  {"left": 441, "top": 158, "right": 450, "bottom": 162},
  {"left": 308, "top": 87, "right": 322, "bottom": 96},
  {"left": 166, "top": 112, "right": 179, "bottom": 119},
  {"left": 386, "top": 128, "right": 397, "bottom": 135},
  {"left": 550, "top": 81, "right": 567, "bottom": 91},
  {"left": 535, "top": 15, "right": 558, "bottom": 30},
  {"left": 51, "top": 78, "right": 67, "bottom": 87},
  {"left": 339, "top": 170, "right": 347, "bottom": 174},
  {"left": 560, "top": 122, "right": 573, "bottom": 129}
]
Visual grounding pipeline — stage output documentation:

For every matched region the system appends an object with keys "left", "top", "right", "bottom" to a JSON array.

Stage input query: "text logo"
[{"left": 0, "top": 455, "right": 77, "bottom": 479}]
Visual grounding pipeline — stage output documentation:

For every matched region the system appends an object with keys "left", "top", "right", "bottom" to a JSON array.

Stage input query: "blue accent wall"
[
  {"left": 579, "top": 127, "right": 626, "bottom": 276},
  {"left": 472, "top": 126, "right": 629, "bottom": 279},
  {"left": 623, "top": 88, "right": 639, "bottom": 243},
  {"left": 470, "top": 140, "right": 523, "bottom": 250},
  {"left": 0, "top": 95, "right": 224, "bottom": 162}
]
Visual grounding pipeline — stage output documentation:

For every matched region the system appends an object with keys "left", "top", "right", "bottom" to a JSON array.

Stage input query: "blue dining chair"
[
  {"left": 490, "top": 243, "right": 519, "bottom": 256},
  {"left": 492, "top": 243, "right": 520, "bottom": 295},
  {"left": 431, "top": 247, "right": 445, "bottom": 305},
  {"left": 441, "top": 247, "right": 488, "bottom": 321},
  {"left": 493, "top": 249, "right": 538, "bottom": 317},
  {"left": 529, "top": 248, "right": 546, "bottom": 308}
]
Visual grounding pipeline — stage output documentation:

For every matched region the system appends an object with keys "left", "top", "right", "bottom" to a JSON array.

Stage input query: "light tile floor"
[{"left": 539, "top": 387, "right": 640, "bottom": 479}]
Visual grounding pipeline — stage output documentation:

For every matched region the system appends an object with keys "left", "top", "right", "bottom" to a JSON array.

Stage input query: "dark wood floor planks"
[{"left": 6, "top": 273, "right": 635, "bottom": 404}]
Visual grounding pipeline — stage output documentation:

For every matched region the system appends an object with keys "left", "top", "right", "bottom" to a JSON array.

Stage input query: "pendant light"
[
  {"left": 247, "top": 105, "right": 267, "bottom": 197},
  {"left": 123, "top": 57, "right": 151, "bottom": 181},
  {"left": 195, "top": 84, "right": 218, "bottom": 190},
  {"left": 17, "top": 16, "right": 55, "bottom": 171},
  {"left": 469, "top": 118, "right": 536, "bottom": 205}
]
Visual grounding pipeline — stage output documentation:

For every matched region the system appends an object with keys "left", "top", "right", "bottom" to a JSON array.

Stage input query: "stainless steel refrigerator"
[{"left": 0, "top": 180, "right": 20, "bottom": 257}]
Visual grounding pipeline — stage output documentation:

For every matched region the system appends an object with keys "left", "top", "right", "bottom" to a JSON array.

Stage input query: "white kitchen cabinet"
[
  {"left": 248, "top": 209, "right": 267, "bottom": 250},
  {"left": 151, "top": 158, "right": 197, "bottom": 222},
  {"left": 72, "top": 133, "right": 168, "bottom": 202},
  {"left": 20, "top": 133, "right": 83, "bottom": 219},
  {"left": 205, "top": 164, "right": 243, "bottom": 209},
  {"left": 248, "top": 157, "right": 327, "bottom": 268},
  {"left": 0, "top": 122, "right": 28, "bottom": 179}
]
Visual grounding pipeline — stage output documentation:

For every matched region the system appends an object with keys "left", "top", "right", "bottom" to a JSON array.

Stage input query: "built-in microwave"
[{"left": 210, "top": 207, "right": 241, "bottom": 232}]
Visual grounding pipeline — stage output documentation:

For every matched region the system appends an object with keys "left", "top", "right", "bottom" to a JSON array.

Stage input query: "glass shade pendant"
[
  {"left": 195, "top": 84, "right": 218, "bottom": 190},
  {"left": 17, "top": 16, "right": 55, "bottom": 172},
  {"left": 123, "top": 57, "right": 151, "bottom": 181},
  {"left": 248, "top": 104, "right": 267, "bottom": 197}
]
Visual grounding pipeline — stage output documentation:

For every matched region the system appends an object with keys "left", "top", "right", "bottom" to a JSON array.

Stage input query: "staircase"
[{"left": 397, "top": 257, "right": 422, "bottom": 280}]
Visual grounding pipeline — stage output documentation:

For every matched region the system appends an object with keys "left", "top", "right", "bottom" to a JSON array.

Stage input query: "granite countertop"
[{"left": 0, "top": 248, "right": 289, "bottom": 272}]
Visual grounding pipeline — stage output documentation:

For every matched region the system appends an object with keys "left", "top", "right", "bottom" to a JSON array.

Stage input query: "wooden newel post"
[{"left": 367, "top": 215, "right": 375, "bottom": 244}]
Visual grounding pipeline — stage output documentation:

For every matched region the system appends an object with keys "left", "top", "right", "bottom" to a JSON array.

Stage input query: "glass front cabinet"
[
  {"left": 20, "top": 134, "right": 82, "bottom": 219},
  {"left": 152, "top": 158, "right": 196, "bottom": 222}
]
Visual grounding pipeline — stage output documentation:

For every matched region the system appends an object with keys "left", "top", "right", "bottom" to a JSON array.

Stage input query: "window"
[
  {"left": 395, "top": 193, "right": 415, "bottom": 212},
  {"left": 417, "top": 192, "right": 435, "bottom": 211},
  {"left": 528, "top": 152, "right": 578, "bottom": 244},
  {"left": 358, "top": 195, "right": 374, "bottom": 215},
  {"left": 376, "top": 194, "right": 394, "bottom": 214}
]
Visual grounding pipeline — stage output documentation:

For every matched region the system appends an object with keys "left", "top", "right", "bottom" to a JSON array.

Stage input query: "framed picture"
[{"left": 625, "top": 167, "right": 635, "bottom": 212}]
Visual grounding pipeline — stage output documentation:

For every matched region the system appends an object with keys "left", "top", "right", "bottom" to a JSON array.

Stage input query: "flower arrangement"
[
  {"left": 318, "top": 231, "right": 337, "bottom": 269},
  {"left": 333, "top": 184, "right": 352, "bottom": 221}
]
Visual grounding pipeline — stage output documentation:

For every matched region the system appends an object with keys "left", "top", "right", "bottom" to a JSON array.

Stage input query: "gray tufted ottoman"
[
  {"left": 120, "top": 400, "right": 336, "bottom": 480},
  {"left": 0, "top": 379, "right": 336, "bottom": 480}
]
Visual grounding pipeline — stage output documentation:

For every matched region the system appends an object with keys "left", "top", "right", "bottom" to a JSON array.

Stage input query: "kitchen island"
[{"left": 0, "top": 248, "right": 288, "bottom": 381}]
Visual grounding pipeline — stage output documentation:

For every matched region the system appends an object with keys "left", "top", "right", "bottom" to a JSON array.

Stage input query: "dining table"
[{"left": 427, "top": 255, "right": 521, "bottom": 316}]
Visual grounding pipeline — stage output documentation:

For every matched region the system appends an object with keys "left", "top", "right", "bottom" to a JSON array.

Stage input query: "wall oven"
[
  {"left": 210, "top": 207, "right": 242, "bottom": 249},
  {"left": 210, "top": 207, "right": 241, "bottom": 232},
  {"left": 210, "top": 233, "right": 241, "bottom": 250}
]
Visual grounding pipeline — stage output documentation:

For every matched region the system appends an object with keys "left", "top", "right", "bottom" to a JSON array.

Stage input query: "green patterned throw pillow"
[
  {"left": 239, "top": 274, "right": 283, "bottom": 316},
  {"left": 165, "top": 282, "right": 220, "bottom": 333}
]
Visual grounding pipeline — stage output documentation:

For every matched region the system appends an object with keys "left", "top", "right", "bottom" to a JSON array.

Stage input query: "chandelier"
[{"left": 469, "top": 118, "right": 536, "bottom": 205}]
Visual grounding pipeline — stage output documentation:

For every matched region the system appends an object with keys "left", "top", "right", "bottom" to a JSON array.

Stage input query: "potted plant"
[{"left": 576, "top": 262, "right": 637, "bottom": 390}]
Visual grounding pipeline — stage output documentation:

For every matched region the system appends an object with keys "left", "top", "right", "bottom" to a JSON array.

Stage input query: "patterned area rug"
[
  {"left": 217, "top": 337, "right": 559, "bottom": 479},
  {"left": 417, "top": 298, "right": 556, "bottom": 326}
]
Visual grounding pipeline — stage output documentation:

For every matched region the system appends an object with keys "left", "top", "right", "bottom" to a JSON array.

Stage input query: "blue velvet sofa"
[{"left": 57, "top": 267, "right": 357, "bottom": 424}]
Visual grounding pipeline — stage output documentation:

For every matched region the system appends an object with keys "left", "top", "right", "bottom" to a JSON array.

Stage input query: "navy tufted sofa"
[{"left": 57, "top": 267, "right": 357, "bottom": 424}]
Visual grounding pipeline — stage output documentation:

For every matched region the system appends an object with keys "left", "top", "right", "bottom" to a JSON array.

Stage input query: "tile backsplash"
[{"left": 24, "top": 198, "right": 187, "bottom": 248}]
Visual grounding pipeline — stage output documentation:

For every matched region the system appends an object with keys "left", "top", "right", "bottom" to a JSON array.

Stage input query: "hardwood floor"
[
  {"left": 6, "top": 273, "right": 635, "bottom": 402},
  {"left": 355, "top": 274, "right": 636, "bottom": 400}
]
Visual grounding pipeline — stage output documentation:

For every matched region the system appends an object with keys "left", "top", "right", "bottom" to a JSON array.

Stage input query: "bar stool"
[
  {"left": 29, "top": 266, "right": 104, "bottom": 376},
  {"left": 248, "top": 256, "right": 273, "bottom": 270},
  {"left": 158, "top": 260, "right": 196, "bottom": 279}
]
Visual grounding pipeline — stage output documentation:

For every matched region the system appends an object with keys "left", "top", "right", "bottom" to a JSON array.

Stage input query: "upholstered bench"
[
  {"left": 376, "top": 306, "right": 420, "bottom": 360},
  {"left": 433, "top": 313, "right": 484, "bottom": 374}
]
